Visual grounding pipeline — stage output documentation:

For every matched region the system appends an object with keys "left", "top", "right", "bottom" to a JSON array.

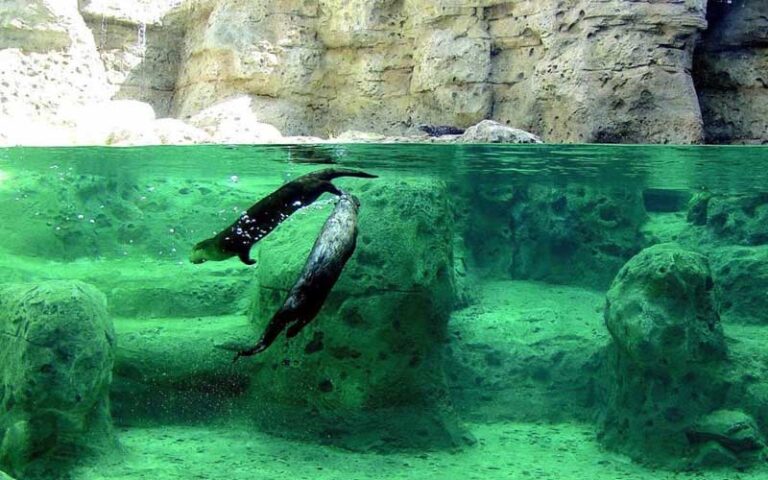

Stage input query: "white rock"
[
  {"left": 0, "top": 116, "right": 74, "bottom": 147},
  {"left": 107, "top": 118, "right": 211, "bottom": 146},
  {"left": 188, "top": 96, "right": 284, "bottom": 144},
  {"left": 60, "top": 100, "right": 156, "bottom": 145},
  {"left": 460, "top": 120, "right": 543, "bottom": 144}
]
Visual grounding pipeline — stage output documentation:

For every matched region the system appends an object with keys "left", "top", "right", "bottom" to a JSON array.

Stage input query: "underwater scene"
[{"left": 1, "top": 144, "right": 768, "bottom": 480}]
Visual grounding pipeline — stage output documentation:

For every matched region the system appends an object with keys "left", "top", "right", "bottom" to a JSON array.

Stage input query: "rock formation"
[
  {"left": 694, "top": 0, "right": 768, "bottom": 144},
  {"left": 242, "top": 178, "right": 466, "bottom": 449},
  {"left": 464, "top": 182, "right": 648, "bottom": 290},
  {"left": 0, "top": 281, "right": 116, "bottom": 478},
  {"left": 600, "top": 244, "right": 730, "bottom": 466},
  {"left": 1, "top": 0, "right": 766, "bottom": 145}
]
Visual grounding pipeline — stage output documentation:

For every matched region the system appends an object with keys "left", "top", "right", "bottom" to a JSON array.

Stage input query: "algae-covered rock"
[
  {"left": 0, "top": 470, "right": 14, "bottom": 480},
  {"left": 692, "top": 193, "right": 768, "bottom": 246},
  {"left": 600, "top": 244, "right": 728, "bottom": 467},
  {"left": 0, "top": 281, "right": 116, "bottom": 478},
  {"left": 604, "top": 243, "right": 725, "bottom": 371},
  {"left": 467, "top": 183, "right": 647, "bottom": 290},
  {"left": 710, "top": 246, "right": 768, "bottom": 325},
  {"left": 242, "top": 177, "right": 464, "bottom": 449},
  {"left": 111, "top": 316, "right": 256, "bottom": 423}
]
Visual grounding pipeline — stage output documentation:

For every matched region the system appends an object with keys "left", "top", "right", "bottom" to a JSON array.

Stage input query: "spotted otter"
[
  {"left": 190, "top": 168, "right": 375, "bottom": 265},
  {"left": 233, "top": 193, "right": 360, "bottom": 359}
]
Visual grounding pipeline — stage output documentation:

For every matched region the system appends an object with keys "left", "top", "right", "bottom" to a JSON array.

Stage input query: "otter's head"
[{"left": 189, "top": 238, "right": 234, "bottom": 264}]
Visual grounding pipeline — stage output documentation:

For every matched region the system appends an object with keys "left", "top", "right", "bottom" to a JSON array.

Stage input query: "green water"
[{"left": 0, "top": 144, "right": 767, "bottom": 479}]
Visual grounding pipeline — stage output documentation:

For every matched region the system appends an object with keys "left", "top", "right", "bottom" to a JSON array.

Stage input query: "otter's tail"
[{"left": 314, "top": 168, "right": 378, "bottom": 180}]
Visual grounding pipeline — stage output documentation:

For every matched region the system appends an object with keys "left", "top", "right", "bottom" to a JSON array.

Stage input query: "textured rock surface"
[
  {"left": 0, "top": 1, "right": 111, "bottom": 128},
  {"left": 1, "top": 0, "right": 766, "bottom": 144},
  {"left": 174, "top": 0, "right": 709, "bottom": 142},
  {"left": 688, "top": 410, "right": 765, "bottom": 455},
  {"left": 0, "top": 281, "right": 116, "bottom": 478},
  {"left": 465, "top": 182, "right": 647, "bottom": 290},
  {"left": 459, "top": 120, "right": 542, "bottom": 144},
  {"left": 241, "top": 178, "right": 464, "bottom": 449},
  {"left": 600, "top": 244, "right": 728, "bottom": 466},
  {"left": 694, "top": 1, "right": 768, "bottom": 144},
  {"left": 681, "top": 193, "right": 768, "bottom": 325},
  {"left": 710, "top": 246, "right": 768, "bottom": 325}
]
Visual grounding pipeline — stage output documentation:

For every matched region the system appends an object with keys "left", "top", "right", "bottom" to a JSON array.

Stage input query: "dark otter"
[
  {"left": 190, "top": 168, "right": 375, "bottom": 265},
  {"left": 233, "top": 193, "right": 360, "bottom": 359},
  {"left": 418, "top": 124, "right": 465, "bottom": 137}
]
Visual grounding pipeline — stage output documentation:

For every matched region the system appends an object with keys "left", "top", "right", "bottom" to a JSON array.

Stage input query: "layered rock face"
[
  {"left": 694, "top": 0, "right": 768, "bottom": 144},
  {"left": 1, "top": 0, "right": 765, "bottom": 144},
  {"left": 176, "top": 0, "right": 708, "bottom": 142}
]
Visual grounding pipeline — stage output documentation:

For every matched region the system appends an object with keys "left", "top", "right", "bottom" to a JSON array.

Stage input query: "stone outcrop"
[
  {"left": 1, "top": 0, "right": 766, "bottom": 144},
  {"left": 600, "top": 244, "right": 730, "bottom": 467},
  {"left": 464, "top": 182, "right": 648, "bottom": 290},
  {"left": 241, "top": 178, "right": 465, "bottom": 449},
  {"left": 694, "top": 0, "right": 768, "bottom": 144},
  {"left": 0, "top": 281, "right": 116, "bottom": 478},
  {"left": 683, "top": 193, "right": 768, "bottom": 325},
  {"left": 174, "top": 0, "right": 709, "bottom": 143}
]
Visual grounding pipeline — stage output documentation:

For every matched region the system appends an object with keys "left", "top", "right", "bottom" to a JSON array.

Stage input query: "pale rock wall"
[
  {"left": 0, "top": 0, "right": 111, "bottom": 126},
  {"left": 172, "top": 0, "right": 709, "bottom": 142},
  {"left": 0, "top": 0, "right": 766, "bottom": 144}
]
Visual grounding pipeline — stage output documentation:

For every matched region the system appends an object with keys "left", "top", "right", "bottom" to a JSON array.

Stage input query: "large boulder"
[
  {"left": 0, "top": 281, "right": 116, "bottom": 478},
  {"left": 599, "top": 244, "right": 730, "bottom": 467},
  {"left": 459, "top": 120, "right": 542, "bottom": 144},
  {"left": 241, "top": 177, "right": 466, "bottom": 450}
]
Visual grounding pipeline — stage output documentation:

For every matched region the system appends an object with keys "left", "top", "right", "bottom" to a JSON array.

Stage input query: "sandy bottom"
[
  {"left": 68, "top": 279, "right": 766, "bottom": 480},
  {"left": 72, "top": 421, "right": 762, "bottom": 480}
]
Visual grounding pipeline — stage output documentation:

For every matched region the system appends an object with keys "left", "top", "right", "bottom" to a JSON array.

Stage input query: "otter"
[
  {"left": 233, "top": 193, "right": 360, "bottom": 359},
  {"left": 190, "top": 168, "right": 375, "bottom": 265},
  {"left": 418, "top": 124, "right": 465, "bottom": 137}
]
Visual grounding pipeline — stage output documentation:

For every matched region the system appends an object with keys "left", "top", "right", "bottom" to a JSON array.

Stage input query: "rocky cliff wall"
[
  {"left": 0, "top": 0, "right": 766, "bottom": 144},
  {"left": 694, "top": 0, "right": 768, "bottom": 144}
]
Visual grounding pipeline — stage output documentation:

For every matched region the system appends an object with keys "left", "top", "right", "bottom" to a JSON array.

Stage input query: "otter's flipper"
[
  {"left": 285, "top": 317, "right": 313, "bottom": 338},
  {"left": 238, "top": 249, "right": 256, "bottom": 266}
]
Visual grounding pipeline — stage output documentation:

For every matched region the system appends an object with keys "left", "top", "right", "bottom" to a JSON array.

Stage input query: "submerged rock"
[
  {"left": 599, "top": 243, "right": 728, "bottom": 467},
  {"left": 604, "top": 243, "right": 726, "bottom": 371},
  {"left": 0, "top": 281, "right": 116, "bottom": 478},
  {"left": 710, "top": 246, "right": 768, "bottom": 325},
  {"left": 688, "top": 410, "right": 765, "bottom": 455},
  {"left": 243, "top": 178, "right": 465, "bottom": 450},
  {"left": 465, "top": 183, "right": 647, "bottom": 290}
]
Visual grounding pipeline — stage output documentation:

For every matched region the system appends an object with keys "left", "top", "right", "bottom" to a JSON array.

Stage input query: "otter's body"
[
  {"left": 190, "top": 168, "right": 375, "bottom": 265},
  {"left": 235, "top": 194, "right": 360, "bottom": 358}
]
